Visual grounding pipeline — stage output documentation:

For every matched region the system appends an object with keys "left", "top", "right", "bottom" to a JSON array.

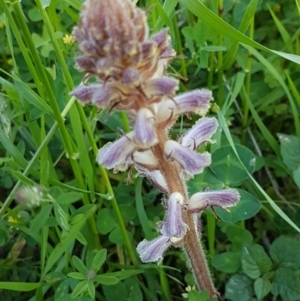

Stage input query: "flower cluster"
[{"left": 71, "top": 0, "right": 240, "bottom": 265}]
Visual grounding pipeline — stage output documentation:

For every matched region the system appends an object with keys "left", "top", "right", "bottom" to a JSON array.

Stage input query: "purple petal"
[
  {"left": 164, "top": 140, "right": 211, "bottom": 176},
  {"left": 75, "top": 56, "right": 95, "bottom": 72},
  {"left": 160, "top": 193, "right": 187, "bottom": 238},
  {"left": 181, "top": 117, "right": 218, "bottom": 149},
  {"left": 96, "top": 132, "right": 136, "bottom": 170},
  {"left": 175, "top": 89, "right": 213, "bottom": 115},
  {"left": 188, "top": 189, "right": 240, "bottom": 213},
  {"left": 143, "top": 77, "right": 178, "bottom": 98},
  {"left": 157, "top": 89, "right": 213, "bottom": 122},
  {"left": 134, "top": 108, "right": 158, "bottom": 148},
  {"left": 70, "top": 84, "right": 101, "bottom": 104},
  {"left": 92, "top": 85, "right": 118, "bottom": 107},
  {"left": 137, "top": 236, "right": 171, "bottom": 263},
  {"left": 136, "top": 167, "right": 169, "bottom": 194}
]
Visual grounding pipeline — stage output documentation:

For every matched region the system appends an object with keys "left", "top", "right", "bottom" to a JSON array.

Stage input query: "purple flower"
[
  {"left": 181, "top": 117, "right": 218, "bottom": 150},
  {"left": 164, "top": 140, "right": 211, "bottom": 177},
  {"left": 70, "top": 84, "right": 102, "bottom": 104},
  {"left": 134, "top": 108, "right": 158, "bottom": 148},
  {"left": 160, "top": 193, "right": 187, "bottom": 238},
  {"left": 137, "top": 235, "right": 184, "bottom": 263},
  {"left": 137, "top": 236, "right": 172, "bottom": 263},
  {"left": 157, "top": 89, "right": 213, "bottom": 123},
  {"left": 188, "top": 189, "right": 240, "bottom": 213},
  {"left": 143, "top": 77, "right": 178, "bottom": 99},
  {"left": 96, "top": 132, "right": 136, "bottom": 171}
]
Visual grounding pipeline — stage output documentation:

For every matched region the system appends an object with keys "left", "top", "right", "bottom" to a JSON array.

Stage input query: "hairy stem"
[{"left": 153, "top": 124, "right": 219, "bottom": 299}]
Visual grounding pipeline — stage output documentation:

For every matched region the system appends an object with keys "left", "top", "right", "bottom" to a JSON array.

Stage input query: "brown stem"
[{"left": 153, "top": 125, "right": 221, "bottom": 300}]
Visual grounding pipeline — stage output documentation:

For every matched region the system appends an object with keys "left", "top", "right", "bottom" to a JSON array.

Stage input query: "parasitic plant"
[{"left": 71, "top": 0, "right": 240, "bottom": 299}]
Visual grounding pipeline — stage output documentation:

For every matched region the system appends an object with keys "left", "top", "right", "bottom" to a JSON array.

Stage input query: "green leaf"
[
  {"left": 270, "top": 236, "right": 300, "bottom": 269},
  {"left": 212, "top": 252, "right": 241, "bottom": 273},
  {"left": 94, "top": 275, "right": 120, "bottom": 285},
  {"left": 56, "top": 192, "right": 83, "bottom": 204},
  {"left": 96, "top": 208, "right": 117, "bottom": 235},
  {"left": 91, "top": 249, "right": 107, "bottom": 272},
  {"left": 43, "top": 271, "right": 66, "bottom": 284},
  {"left": 67, "top": 272, "right": 86, "bottom": 280},
  {"left": 109, "top": 226, "right": 133, "bottom": 245},
  {"left": 254, "top": 278, "right": 271, "bottom": 300},
  {"left": 103, "top": 282, "right": 128, "bottom": 301},
  {"left": 188, "top": 290, "right": 210, "bottom": 301},
  {"left": 241, "top": 244, "right": 272, "bottom": 279},
  {"left": 225, "top": 274, "right": 253, "bottom": 301},
  {"left": 72, "top": 256, "right": 88, "bottom": 276},
  {"left": 293, "top": 167, "right": 300, "bottom": 188},
  {"left": 278, "top": 134, "right": 300, "bottom": 172},
  {"left": 211, "top": 145, "right": 256, "bottom": 186},
  {"left": 87, "top": 281, "right": 95, "bottom": 299},
  {"left": 215, "top": 189, "right": 261, "bottom": 223},
  {"left": 125, "top": 278, "right": 143, "bottom": 301},
  {"left": 119, "top": 204, "right": 137, "bottom": 223},
  {"left": 0, "top": 282, "right": 41, "bottom": 291},
  {"left": 226, "top": 225, "right": 253, "bottom": 251},
  {"left": 71, "top": 280, "right": 89, "bottom": 299},
  {"left": 271, "top": 268, "right": 300, "bottom": 301}
]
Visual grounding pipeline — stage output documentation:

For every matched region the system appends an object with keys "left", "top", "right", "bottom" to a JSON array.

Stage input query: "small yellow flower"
[
  {"left": 273, "top": 3, "right": 281, "bottom": 13},
  {"left": 63, "top": 34, "right": 75, "bottom": 45},
  {"left": 7, "top": 58, "right": 13, "bottom": 65},
  {"left": 8, "top": 215, "right": 20, "bottom": 224},
  {"left": 0, "top": 22, "right": 5, "bottom": 29}
]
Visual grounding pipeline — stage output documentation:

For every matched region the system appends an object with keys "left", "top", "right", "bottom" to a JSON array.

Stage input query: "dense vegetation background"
[{"left": 0, "top": 0, "right": 300, "bottom": 300}]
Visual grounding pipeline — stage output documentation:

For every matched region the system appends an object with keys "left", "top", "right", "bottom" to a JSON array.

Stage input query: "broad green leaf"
[
  {"left": 270, "top": 236, "right": 300, "bottom": 269},
  {"left": 225, "top": 274, "right": 253, "bottom": 301},
  {"left": 119, "top": 204, "right": 137, "bottom": 223},
  {"left": 226, "top": 225, "right": 253, "bottom": 250},
  {"left": 96, "top": 208, "right": 117, "bottom": 235},
  {"left": 72, "top": 256, "right": 88, "bottom": 276},
  {"left": 103, "top": 282, "right": 128, "bottom": 301},
  {"left": 91, "top": 249, "right": 107, "bottom": 272},
  {"left": 188, "top": 290, "right": 210, "bottom": 301},
  {"left": 212, "top": 252, "right": 241, "bottom": 273},
  {"left": 109, "top": 226, "right": 133, "bottom": 245},
  {"left": 211, "top": 145, "right": 256, "bottom": 186},
  {"left": 278, "top": 134, "right": 300, "bottom": 172},
  {"left": 254, "top": 278, "right": 271, "bottom": 300},
  {"left": 271, "top": 268, "right": 300, "bottom": 301},
  {"left": 215, "top": 189, "right": 261, "bottom": 223},
  {"left": 241, "top": 244, "right": 272, "bottom": 279},
  {"left": 125, "top": 278, "right": 143, "bottom": 301},
  {"left": 94, "top": 275, "right": 119, "bottom": 286}
]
